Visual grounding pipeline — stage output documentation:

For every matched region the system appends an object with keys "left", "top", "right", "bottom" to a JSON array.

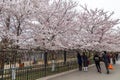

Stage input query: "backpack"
[{"left": 94, "top": 56, "right": 99, "bottom": 61}]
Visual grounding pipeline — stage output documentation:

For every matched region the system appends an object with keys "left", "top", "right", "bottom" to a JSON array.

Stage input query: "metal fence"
[
  {"left": 0, "top": 49, "right": 80, "bottom": 80},
  {"left": 0, "top": 61, "right": 78, "bottom": 80}
]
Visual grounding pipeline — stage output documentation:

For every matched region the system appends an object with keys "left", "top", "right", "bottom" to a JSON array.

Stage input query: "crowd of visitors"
[{"left": 77, "top": 51, "right": 119, "bottom": 74}]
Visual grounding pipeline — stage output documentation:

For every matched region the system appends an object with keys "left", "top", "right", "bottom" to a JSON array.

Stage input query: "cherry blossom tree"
[
  {"left": 0, "top": 0, "right": 120, "bottom": 52},
  {"left": 0, "top": 1, "right": 120, "bottom": 73},
  {"left": 32, "top": 0, "right": 78, "bottom": 50},
  {"left": 0, "top": 0, "right": 36, "bottom": 71},
  {"left": 76, "top": 5, "right": 119, "bottom": 51}
]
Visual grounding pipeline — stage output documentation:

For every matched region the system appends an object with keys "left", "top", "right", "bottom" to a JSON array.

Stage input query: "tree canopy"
[{"left": 0, "top": 0, "right": 120, "bottom": 52}]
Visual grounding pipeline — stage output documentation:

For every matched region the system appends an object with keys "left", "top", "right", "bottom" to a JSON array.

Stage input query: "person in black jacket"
[
  {"left": 93, "top": 52, "right": 101, "bottom": 73},
  {"left": 102, "top": 51, "right": 110, "bottom": 74},
  {"left": 115, "top": 53, "right": 119, "bottom": 61},
  {"left": 82, "top": 52, "right": 88, "bottom": 71},
  {"left": 77, "top": 51, "right": 82, "bottom": 71}
]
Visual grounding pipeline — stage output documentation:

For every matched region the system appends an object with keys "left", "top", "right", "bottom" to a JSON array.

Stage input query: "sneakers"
[{"left": 83, "top": 67, "right": 88, "bottom": 71}]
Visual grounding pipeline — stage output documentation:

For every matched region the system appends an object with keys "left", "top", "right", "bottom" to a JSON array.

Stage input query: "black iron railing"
[{"left": 0, "top": 60, "right": 78, "bottom": 80}]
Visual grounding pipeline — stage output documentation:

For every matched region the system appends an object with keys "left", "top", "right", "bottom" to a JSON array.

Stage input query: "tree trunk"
[
  {"left": 64, "top": 51, "right": 67, "bottom": 64},
  {"left": 0, "top": 53, "right": 5, "bottom": 80}
]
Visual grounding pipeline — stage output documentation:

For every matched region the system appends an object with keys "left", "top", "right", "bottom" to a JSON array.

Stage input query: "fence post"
[
  {"left": 11, "top": 66, "right": 16, "bottom": 80},
  {"left": 64, "top": 51, "right": 66, "bottom": 64},
  {"left": 27, "top": 68, "right": 28, "bottom": 80},
  {"left": 0, "top": 69, "right": 4, "bottom": 80},
  {"left": 44, "top": 51, "right": 47, "bottom": 76}
]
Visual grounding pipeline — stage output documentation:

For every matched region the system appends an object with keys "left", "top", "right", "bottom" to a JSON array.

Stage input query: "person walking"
[
  {"left": 109, "top": 53, "right": 113, "bottom": 64},
  {"left": 77, "top": 51, "right": 83, "bottom": 71},
  {"left": 93, "top": 52, "right": 101, "bottom": 73},
  {"left": 116, "top": 53, "right": 119, "bottom": 61},
  {"left": 112, "top": 53, "right": 116, "bottom": 64},
  {"left": 102, "top": 51, "right": 110, "bottom": 74},
  {"left": 82, "top": 52, "right": 88, "bottom": 71}
]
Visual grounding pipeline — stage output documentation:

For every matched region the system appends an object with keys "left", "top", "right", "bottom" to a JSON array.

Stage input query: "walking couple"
[
  {"left": 93, "top": 51, "right": 110, "bottom": 74},
  {"left": 77, "top": 51, "right": 89, "bottom": 72}
]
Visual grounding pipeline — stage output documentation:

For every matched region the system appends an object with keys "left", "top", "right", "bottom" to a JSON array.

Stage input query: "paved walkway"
[{"left": 48, "top": 60, "right": 120, "bottom": 80}]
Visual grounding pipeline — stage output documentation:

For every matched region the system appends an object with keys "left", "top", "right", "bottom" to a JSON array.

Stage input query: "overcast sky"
[{"left": 74, "top": 0, "right": 120, "bottom": 19}]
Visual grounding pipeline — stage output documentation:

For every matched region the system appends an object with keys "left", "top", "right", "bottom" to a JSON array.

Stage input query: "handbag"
[{"left": 108, "top": 64, "right": 113, "bottom": 70}]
